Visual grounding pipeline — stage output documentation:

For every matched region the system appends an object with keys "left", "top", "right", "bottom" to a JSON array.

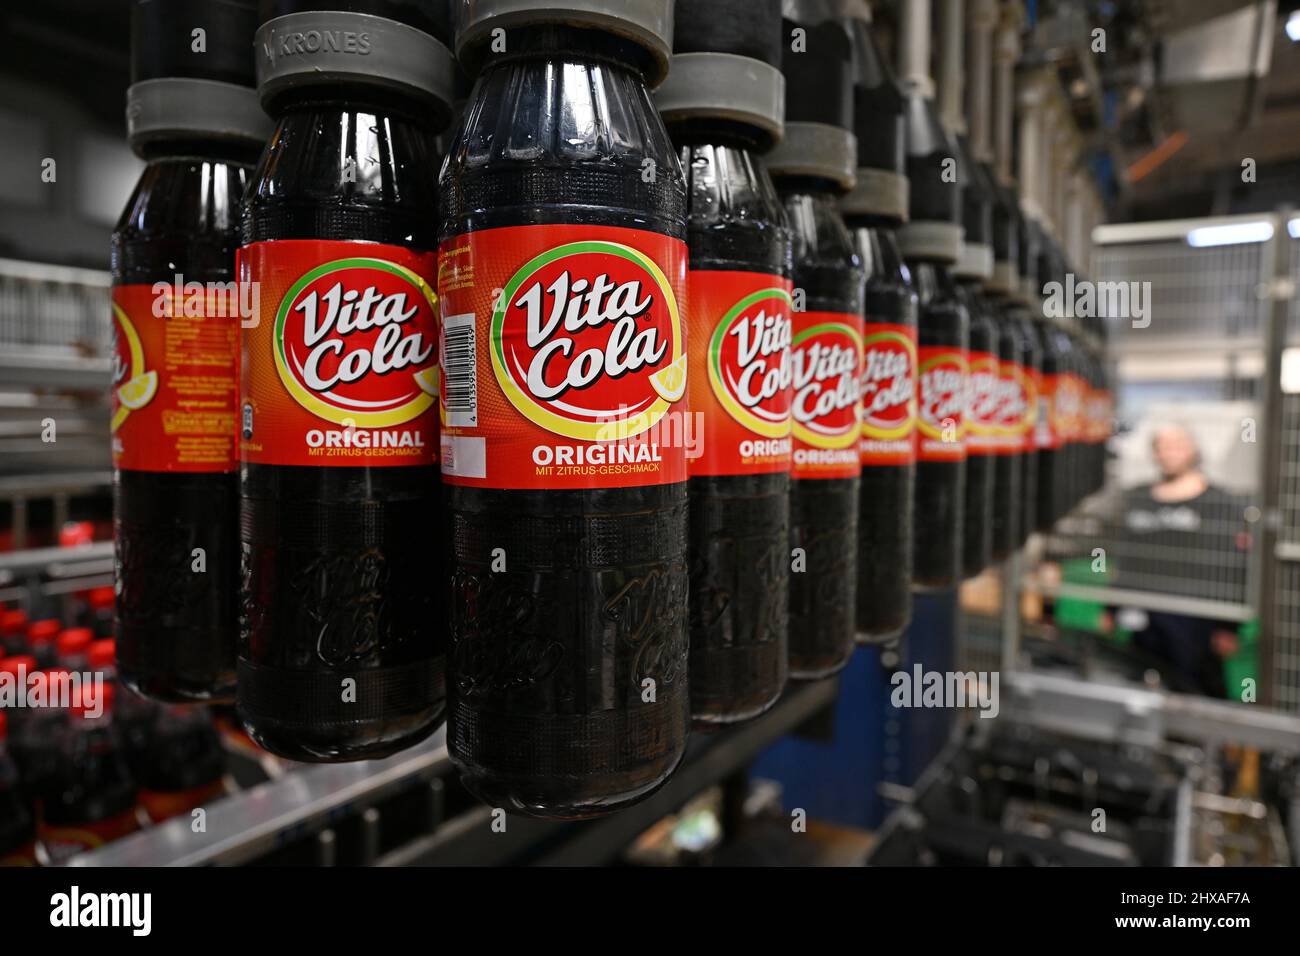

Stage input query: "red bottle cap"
[
  {"left": 27, "top": 619, "right": 61, "bottom": 645},
  {"left": 88, "top": 639, "right": 116, "bottom": 670},
  {"left": 88, "top": 587, "right": 116, "bottom": 612},
  {"left": 58, "top": 628, "right": 95, "bottom": 660},
  {"left": 58, "top": 521, "right": 95, "bottom": 548},
  {"left": 69, "top": 681, "right": 113, "bottom": 719},
  {"left": 0, "top": 655, "right": 37, "bottom": 676},
  {"left": 1, "top": 609, "right": 28, "bottom": 635}
]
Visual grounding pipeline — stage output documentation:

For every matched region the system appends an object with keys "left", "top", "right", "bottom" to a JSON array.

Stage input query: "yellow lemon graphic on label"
[
  {"left": 117, "top": 371, "right": 158, "bottom": 411},
  {"left": 414, "top": 366, "right": 441, "bottom": 396},
  {"left": 649, "top": 355, "right": 687, "bottom": 403}
]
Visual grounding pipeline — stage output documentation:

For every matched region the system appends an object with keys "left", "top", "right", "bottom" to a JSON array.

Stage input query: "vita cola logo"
[
  {"left": 1053, "top": 375, "right": 1085, "bottom": 437},
  {"left": 791, "top": 320, "right": 861, "bottom": 448},
  {"left": 918, "top": 354, "right": 966, "bottom": 436},
  {"left": 860, "top": 331, "right": 916, "bottom": 438},
  {"left": 709, "top": 288, "right": 794, "bottom": 438},
  {"left": 492, "top": 241, "right": 683, "bottom": 442},
  {"left": 994, "top": 365, "right": 1030, "bottom": 432},
  {"left": 967, "top": 356, "right": 1002, "bottom": 428},
  {"left": 274, "top": 259, "right": 438, "bottom": 427}
]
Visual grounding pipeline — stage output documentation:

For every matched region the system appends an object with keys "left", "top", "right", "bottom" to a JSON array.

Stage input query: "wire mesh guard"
[
  {"left": 952, "top": 223, "right": 1300, "bottom": 708},
  {"left": 0, "top": 258, "right": 111, "bottom": 355}
]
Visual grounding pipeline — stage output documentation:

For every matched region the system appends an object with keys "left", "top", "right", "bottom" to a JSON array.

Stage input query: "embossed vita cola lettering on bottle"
[
  {"left": 657, "top": 0, "right": 793, "bottom": 726},
  {"left": 842, "top": 8, "right": 917, "bottom": 643},
  {"left": 237, "top": 1, "right": 456, "bottom": 761},
  {"left": 112, "top": 0, "right": 272, "bottom": 702},
  {"left": 438, "top": 1, "right": 689, "bottom": 818},
  {"left": 768, "top": 7, "right": 864, "bottom": 679}
]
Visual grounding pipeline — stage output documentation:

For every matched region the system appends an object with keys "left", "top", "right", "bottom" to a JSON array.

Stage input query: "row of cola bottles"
[{"left": 107, "top": 0, "right": 1110, "bottom": 818}]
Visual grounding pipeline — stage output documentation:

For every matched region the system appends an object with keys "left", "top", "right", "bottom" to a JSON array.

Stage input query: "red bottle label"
[
  {"left": 1053, "top": 373, "right": 1083, "bottom": 444},
  {"left": 1036, "top": 372, "right": 1060, "bottom": 450},
  {"left": 916, "top": 346, "right": 967, "bottom": 462},
  {"left": 965, "top": 350, "right": 1000, "bottom": 455},
  {"left": 436, "top": 225, "right": 688, "bottom": 490},
  {"left": 790, "top": 310, "right": 862, "bottom": 480},
  {"left": 687, "top": 271, "right": 793, "bottom": 477},
  {"left": 1023, "top": 367, "right": 1041, "bottom": 453},
  {"left": 110, "top": 284, "right": 239, "bottom": 472},
  {"left": 238, "top": 240, "right": 441, "bottom": 468},
  {"left": 1087, "top": 387, "right": 1112, "bottom": 443},
  {"left": 859, "top": 323, "right": 917, "bottom": 467},
  {"left": 992, "top": 360, "right": 1033, "bottom": 454}
]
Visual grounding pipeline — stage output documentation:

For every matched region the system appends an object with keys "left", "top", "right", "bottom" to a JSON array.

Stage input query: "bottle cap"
[
  {"left": 765, "top": 122, "right": 857, "bottom": 191},
  {"left": 455, "top": 0, "right": 675, "bottom": 87},
  {"left": 656, "top": 53, "right": 785, "bottom": 149},
  {"left": 896, "top": 219, "right": 964, "bottom": 266},
  {"left": 255, "top": 5, "right": 456, "bottom": 124},
  {"left": 841, "top": 4, "right": 908, "bottom": 221},
  {"left": 58, "top": 628, "right": 95, "bottom": 661},
  {"left": 0, "top": 656, "right": 37, "bottom": 677},
  {"left": 88, "top": 587, "right": 116, "bottom": 612},
  {"left": 127, "top": 0, "right": 273, "bottom": 152},
  {"left": 89, "top": 640, "right": 118, "bottom": 671},
  {"left": 766, "top": 7, "right": 856, "bottom": 190},
  {"left": 0, "top": 609, "right": 28, "bottom": 635},
  {"left": 262, "top": 0, "right": 452, "bottom": 40},
  {"left": 672, "top": 0, "right": 782, "bottom": 66},
  {"left": 57, "top": 522, "right": 95, "bottom": 548},
  {"left": 27, "top": 620, "right": 61, "bottom": 646},
  {"left": 70, "top": 682, "right": 115, "bottom": 720},
  {"left": 132, "top": 0, "right": 261, "bottom": 86}
]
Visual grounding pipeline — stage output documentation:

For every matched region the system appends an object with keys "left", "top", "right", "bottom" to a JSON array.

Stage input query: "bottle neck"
[
  {"left": 138, "top": 138, "right": 262, "bottom": 167},
  {"left": 844, "top": 212, "right": 903, "bottom": 231},
  {"left": 772, "top": 175, "right": 842, "bottom": 201},
  {"left": 475, "top": 24, "right": 653, "bottom": 84},
  {"left": 270, "top": 88, "right": 435, "bottom": 130},
  {"left": 667, "top": 119, "right": 769, "bottom": 154}
]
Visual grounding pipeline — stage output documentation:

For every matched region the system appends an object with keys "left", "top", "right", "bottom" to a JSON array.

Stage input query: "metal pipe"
[
  {"left": 1038, "top": 94, "right": 1058, "bottom": 234},
  {"left": 936, "top": 0, "right": 965, "bottom": 135},
  {"left": 1253, "top": 208, "right": 1291, "bottom": 708},
  {"left": 967, "top": 0, "right": 998, "bottom": 162},
  {"left": 993, "top": 0, "right": 1022, "bottom": 185},
  {"left": 1017, "top": 72, "right": 1046, "bottom": 222},
  {"left": 898, "top": 0, "right": 935, "bottom": 99}
]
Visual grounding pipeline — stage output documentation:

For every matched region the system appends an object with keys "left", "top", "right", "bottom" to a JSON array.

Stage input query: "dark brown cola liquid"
[
  {"left": 439, "top": 27, "right": 689, "bottom": 818},
  {"left": 990, "top": 297, "right": 1023, "bottom": 560},
  {"left": 1013, "top": 306, "right": 1042, "bottom": 547},
  {"left": 779, "top": 183, "right": 864, "bottom": 679},
  {"left": 960, "top": 284, "right": 995, "bottom": 577},
  {"left": 239, "top": 93, "right": 445, "bottom": 761},
  {"left": 849, "top": 221, "right": 915, "bottom": 641},
  {"left": 676, "top": 128, "right": 792, "bottom": 726},
  {"left": 113, "top": 145, "right": 255, "bottom": 701},
  {"left": 1032, "top": 314, "right": 1065, "bottom": 533},
  {"left": 911, "top": 262, "right": 968, "bottom": 587}
]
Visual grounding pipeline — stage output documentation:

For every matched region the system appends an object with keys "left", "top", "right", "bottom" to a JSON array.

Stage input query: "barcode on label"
[{"left": 441, "top": 312, "right": 478, "bottom": 428}]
